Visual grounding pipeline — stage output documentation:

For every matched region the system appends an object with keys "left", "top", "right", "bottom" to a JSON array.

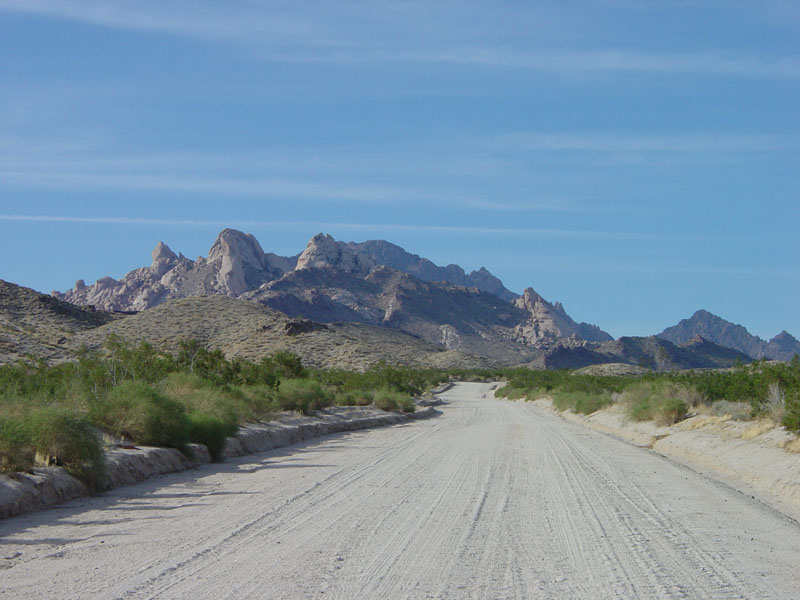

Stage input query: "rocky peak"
[
  {"left": 296, "top": 233, "right": 375, "bottom": 275},
  {"left": 466, "top": 267, "right": 511, "bottom": 299},
  {"left": 151, "top": 241, "right": 178, "bottom": 277},
  {"left": 151, "top": 241, "right": 177, "bottom": 263},
  {"left": 513, "top": 287, "right": 547, "bottom": 312},
  {"left": 207, "top": 229, "right": 270, "bottom": 297},
  {"left": 767, "top": 330, "right": 800, "bottom": 360},
  {"left": 511, "top": 287, "right": 612, "bottom": 346},
  {"left": 208, "top": 229, "right": 266, "bottom": 268},
  {"left": 770, "top": 330, "right": 797, "bottom": 344}
]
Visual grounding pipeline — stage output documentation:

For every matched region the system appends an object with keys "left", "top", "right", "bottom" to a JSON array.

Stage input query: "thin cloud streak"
[
  {"left": 0, "top": 170, "right": 445, "bottom": 204},
  {"left": 489, "top": 132, "right": 798, "bottom": 153},
  {"left": 0, "top": 1, "right": 797, "bottom": 79},
  {"left": 339, "top": 48, "right": 800, "bottom": 79},
  {"left": 0, "top": 214, "right": 683, "bottom": 241},
  {"left": 0, "top": 167, "right": 583, "bottom": 212}
]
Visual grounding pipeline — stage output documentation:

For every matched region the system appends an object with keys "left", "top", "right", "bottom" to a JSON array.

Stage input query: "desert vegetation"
[
  {"left": 496, "top": 358, "right": 800, "bottom": 431},
  {"left": 0, "top": 335, "right": 450, "bottom": 486},
  {"left": 3, "top": 333, "right": 798, "bottom": 490}
]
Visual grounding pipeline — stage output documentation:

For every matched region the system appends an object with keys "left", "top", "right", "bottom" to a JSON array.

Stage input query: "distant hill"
[
  {"left": 67, "top": 295, "right": 491, "bottom": 370},
  {"left": 658, "top": 309, "right": 800, "bottom": 361},
  {"left": 0, "top": 279, "right": 118, "bottom": 364},
  {"left": 532, "top": 334, "right": 753, "bottom": 371}
]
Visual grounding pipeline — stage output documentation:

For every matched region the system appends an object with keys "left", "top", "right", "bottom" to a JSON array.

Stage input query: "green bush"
[
  {"left": 659, "top": 397, "right": 689, "bottom": 425},
  {"left": 494, "top": 385, "right": 530, "bottom": 400},
  {"left": 621, "top": 381, "right": 690, "bottom": 425},
  {"left": 91, "top": 380, "right": 190, "bottom": 449},
  {"left": 784, "top": 390, "right": 800, "bottom": 433},
  {"left": 551, "top": 391, "right": 614, "bottom": 414},
  {"left": 373, "top": 388, "right": 415, "bottom": 413},
  {"left": 707, "top": 400, "right": 752, "bottom": 420},
  {"left": 187, "top": 412, "right": 231, "bottom": 461},
  {"left": 275, "top": 379, "right": 334, "bottom": 414},
  {"left": 26, "top": 407, "right": 105, "bottom": 491},
  {"left": 0, "top": 415, "right": 34, "bottom": 474},
  {"left": 160, "top": 373, "right": 239, "bottom": 432},
  {"left": 335, "top": 390, "right": 374, "bottom": 406}
]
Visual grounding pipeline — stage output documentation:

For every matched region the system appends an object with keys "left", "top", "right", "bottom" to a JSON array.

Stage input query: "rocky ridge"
[
  {"left": 512, "top": 288, "right": 613, "bottom": 347},
  {"left": 532, "top": 333, "right": 754, "bottom": 371},
  {"left": 345, "top": 239, "right": 517, "bottom": 301},
  {"left": 659, "top": 309, "right": 800, "bottom": 362},
  {"left": 52, "top": 229, "right": 612, "bottom": 360}
]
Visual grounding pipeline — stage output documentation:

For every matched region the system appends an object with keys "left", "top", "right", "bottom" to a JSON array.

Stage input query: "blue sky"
[{"left": 1, "top": 1, "right": 798, "bottom": 340}]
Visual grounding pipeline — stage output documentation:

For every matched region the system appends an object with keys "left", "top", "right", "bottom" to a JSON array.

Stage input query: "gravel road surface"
[{"left": 2, "top": 382, "right": 799, "bottom": 599}]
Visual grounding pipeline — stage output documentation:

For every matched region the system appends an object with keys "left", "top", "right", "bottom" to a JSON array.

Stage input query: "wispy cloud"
[
  {"left": 0, "top": 213, "right": 696, "bottom": 241},
  {"left": 0, "top": 0, "right": 320, "bottom": 43},
  {"left": 364, "top": 48, "right": 800, "bottom": 79},
  {"left": 0, "top": 169, "right": 431, "bottom": 203},
  {"left": 465, "top": 198, "right": 584, "bottom": 212},
  {"left": 1, "top": 1, "right": 797, "bottom": 79},
  {"left": 489, "top": 132, "right": 798, "bottom": 154}
]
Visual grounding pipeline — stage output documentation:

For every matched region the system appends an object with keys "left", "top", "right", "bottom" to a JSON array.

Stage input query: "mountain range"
[
  {"left": 658, "top": 309, "right": 800, "bottom": 362},
  {"left": 52, "top": 229, "right": 612, "bottom": 362},
  {"left": 1, "top": 228, "right": 794, "bottom": 370}
]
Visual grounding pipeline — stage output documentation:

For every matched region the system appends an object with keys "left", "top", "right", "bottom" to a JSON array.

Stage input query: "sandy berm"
[{"left": 1, "top": 382, "right": 799, "bottom": 599}]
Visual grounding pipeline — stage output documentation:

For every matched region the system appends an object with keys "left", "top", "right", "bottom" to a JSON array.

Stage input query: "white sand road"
[{"left": 2, "top": 382, "right": 799, "bottom": 599}]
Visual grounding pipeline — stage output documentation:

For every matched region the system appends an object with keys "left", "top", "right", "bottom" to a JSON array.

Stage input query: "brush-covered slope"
[
  {"left": 0, "top": 279, "right": 118, "bottom": 364},
  {"left": 67, "top": 295, "right": 490, "bottom": 370}
]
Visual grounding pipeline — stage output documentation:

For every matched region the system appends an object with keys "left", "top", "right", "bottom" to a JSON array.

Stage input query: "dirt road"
[{"left": 2, "top": 382, "right": 799, "bottom": 599}]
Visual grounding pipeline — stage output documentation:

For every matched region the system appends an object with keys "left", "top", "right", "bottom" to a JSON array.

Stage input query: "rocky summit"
[
  {"left": 658, "top": 309, "right": 800, "bottom": 362},
  {"left": 51, "top": 229, "right": 613, "bottom": 362}
]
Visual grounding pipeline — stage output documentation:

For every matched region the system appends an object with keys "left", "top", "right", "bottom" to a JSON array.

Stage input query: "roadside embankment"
[
  {"left": 0, "top": 403, "right": 438, "bottom": 519},
  {"left": 530, "top": 397, "right": 800, "bottom": 515}
]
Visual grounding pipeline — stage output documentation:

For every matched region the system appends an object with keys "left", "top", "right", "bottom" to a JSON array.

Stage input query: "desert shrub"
[
  {"left": 91, "top": 380, "right": 190, "bottom": 449},
  {"left": 495, "top": 368, "right": 636, "bottom": 404},
  {"left": 766, "top": 382, "right": 786, "bottom": 422},
  {"left": 373, "top": 388, "right": 415, "bottom": 413},
  {"left": 104, "top": 335, "right": 175, "bottom": 385},
  {"left": 784, "top": 390, "right": 800, "bottom": 433},
  {"left": 621, "top": 381, "right": 690, "bottom": 425},
  {"left": 0, "top": 415, "right": 34, "bottom": 474},
  {"left": 238, "top": 356, "right": 280, "bottom": 389},
  {"left": 186, "top": 412, "right": 230, "bottom": 461},
  {"left": 269, "top": 350, "right": 307, "bottom": 379},
  {"left": 658, "top": 397, "right": 689, "bottom": 425},
  {"left": 26, "top": 407, "right": 105, "bottom": 491},
  {"left": 160, "top": 372, "right": 239, "bottom": 431},
  {"left": 494, "top": 385, "right": 530, "bottom": 400},
  {"left": 707, "top": 400, "right": 752, "bottom": 420},
  {"left": 233, "top": 384, "right": 280, "bottom": 418},
  {"left": 551, "top": 391, "right": 614, "bottom": 414},
  {"left": 335, "top": 390, "right": 374, "bottom": 406},
  {"left": 317, "top": 363, "right": 447, "bottom": 397},
  {"left": 275, "top": 379, "right": 334, "bottom": 414},
  {"left": 681, "top": 359, "right": 800, "bottom": 415}
]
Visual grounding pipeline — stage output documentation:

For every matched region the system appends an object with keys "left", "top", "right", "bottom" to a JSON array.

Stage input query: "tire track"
[{"left": 2, "top": 383, "right": 799, "bottom": 599}]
